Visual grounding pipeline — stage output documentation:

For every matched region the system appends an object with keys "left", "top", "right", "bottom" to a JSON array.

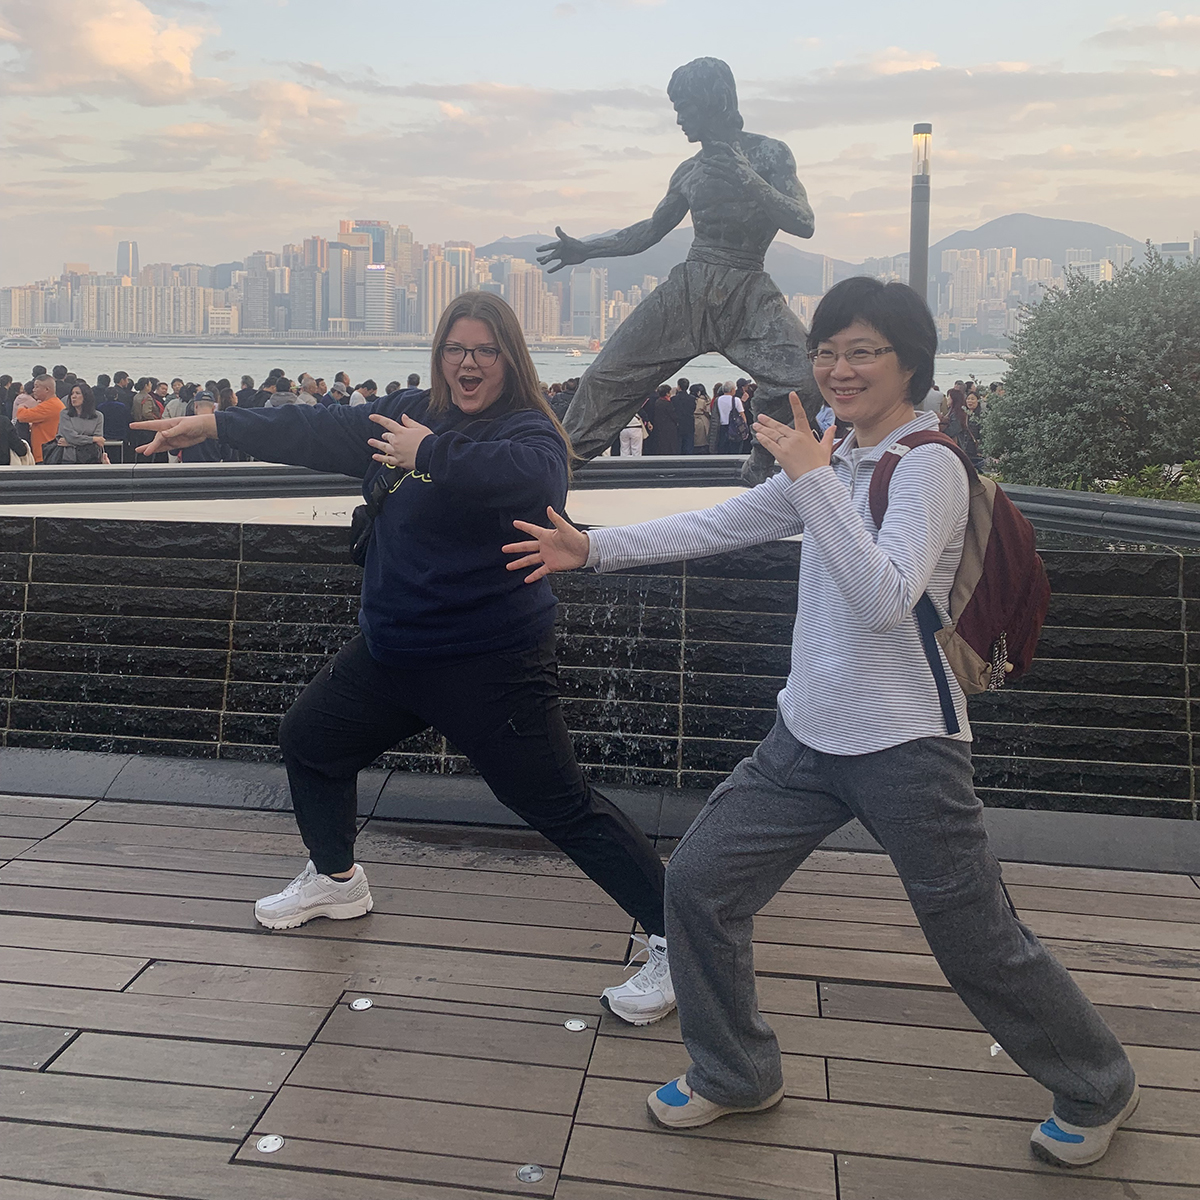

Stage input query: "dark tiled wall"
[{"left": 0, "top": 514, "right": 1195, "bottom": 819}]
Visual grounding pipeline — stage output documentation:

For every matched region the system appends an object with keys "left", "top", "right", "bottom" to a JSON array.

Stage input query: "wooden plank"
[
  {"left": 827, "top": 1059, "right": 1200, "bottom": 1136},
  {"left": 597, "top": 1010, "right": 1023, "bottom": 1077},
  {"left": 128, "top": 961, "right": 348, "bottom": 1007},
  {"left": 998, "top": 861, "right": 1200, "bottom": 897},
  {"left": 561, "top": 1125, "right": 836, "bottom": 1200},
  {"left": 259, "top": 1083, "right": 570, "bottom": 1164},
  {"left": 347, "top": 978, "right": 598, "bottom": 1011},
  {"left": 49, "top": 1032, "right": 300, "bottom": 1090},
  {"left": 0, "top": 884, "right": 628, "bottom": 960},
  {"left": 78, "top": 801, "right": 302, "bottom": 832},
  {"left": 0, "top": 814, "right": 72, "bottom": 839},
  {"left": 0, "top": 1123, "right": 511, "bottom": 1200},
  {"left": 0, "top": 1021, "right": 75, "bottom": 1069},
  {"left": 0, "top": 913, "right": 623, "bottom": 996},
  {"left": 0, "top": 796, "right": 92, "bottom": 819},
  {"left": 0, "top": 981, "right": 326, "bottom": 1045},
  {"left": 0, "top": 858, "right": 621, "bottom": 915},
  {"left": 289, "top": 1041, "right": 583, "bottom": 1113},
  {"left": 9, "top": 843, "right": 614, "bottom": 903},
  {"left": 575, "top": 1077, "right": 1200, "bottom": 1188},
  {"left": 837, "top": 1155, "right": 1200, "bottom": 1200},
  {"left": 43, "top": 820, "right": 308, "bottom": 856},
  {"left": 0, "top": 837, "right": 37, "bottom": 860},
  {"left": 234, "top": 1134, "right": 558, "bottom": 1197},
  {"left": 820, "top": 980, "right": 1200, "bottom": 1049},
  {"left": 557, "top": 1185, "right": 724, "bottom": 1200},
  {"left": 760, "top": 890, "right": 918, "bottom": 927},
  {"left": 749, "top": 977, "right": 821, "bottom": 1017},
  {"left": 357, "top": 993, "right": 598, "bottom": 1027},
  {"left": 1031, "top": 910, "right": 1200, "bottom": 952},
  {"left": 1074, "top": 970, "right": 1200, "bottom": 1014},
  {"left": 0, "top": 1183, "right": 147, "bottom": 1200},
  {"left": 0, "top": 946, "right": 147, "bottom": 991},
  {"left": 756, "top": 916, "right": 933, "bottom": 956},
  {"left": 0, "top": 1067, "right": 264, "bottom": 1140},
  {"left": 1010, "top": 883, "right": 1200, "bottom": 924},
  {"left": 1047, "top": 937, "right": 1200, "bottom": 981},
  {"left": 588, "top": 1035, "right": 826, "bottom": 1100},
  {"left": 752, "top": 942, "right": 948, "bottom": 988},
  {"left": 318, "top": 1002, "right": 595, "bottom": 1069}
]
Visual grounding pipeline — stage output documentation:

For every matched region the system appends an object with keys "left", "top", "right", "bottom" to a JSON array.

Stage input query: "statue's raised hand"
[
  {"left": 536, "top": 226, "right": 591, "bottom": 274},
  {"left": 703, "top": 142, "right": 763, "bottom": 192}
]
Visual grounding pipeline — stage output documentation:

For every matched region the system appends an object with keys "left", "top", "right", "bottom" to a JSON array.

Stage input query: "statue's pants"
[{"left": 563, "top": 258, "right": 820, "bottom": 472}]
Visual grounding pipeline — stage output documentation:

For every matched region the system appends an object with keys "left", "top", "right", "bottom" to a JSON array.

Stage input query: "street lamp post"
[{"left": 909, "top": 123, "right": 932, "bottom": 308}]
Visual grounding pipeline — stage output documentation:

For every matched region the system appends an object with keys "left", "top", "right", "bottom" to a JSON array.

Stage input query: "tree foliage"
[{"left": 983, "top": 251, "right": 1200, "bottom": 487}]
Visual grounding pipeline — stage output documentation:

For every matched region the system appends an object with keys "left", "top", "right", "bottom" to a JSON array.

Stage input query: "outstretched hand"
[
  {"left": 752, "top": 391, "right": 835, "bottom": 481},
  {"left": 703, "top": 141, "right": 763, "bottom": 191},
  {"left": 536, "top": 226, "right": 591, "bottom": 274},
  {"left": 129, "top": 414, "right": 217, "bottom": 455},
  {"left": 368, "top": 412, "right": 433, "bottom": 471},
  {"left": 503, "top": 507, "right": 590, "bottom": 583}
]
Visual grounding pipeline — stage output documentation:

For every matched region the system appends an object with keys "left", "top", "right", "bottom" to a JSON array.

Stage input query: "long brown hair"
[{"left": 428, "top": 291, "right": 575, "bottom": 461}]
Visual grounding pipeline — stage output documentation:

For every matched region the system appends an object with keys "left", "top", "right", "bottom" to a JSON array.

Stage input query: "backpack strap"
[{"left": 868, "top": 430, "right": 974, "bottom": 738}]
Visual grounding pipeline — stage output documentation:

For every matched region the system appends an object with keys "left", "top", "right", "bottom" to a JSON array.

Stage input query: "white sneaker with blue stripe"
[
  {"left": 646, "top": 1074, "right": 785, "bottom": 1130},
  {"left": 1030, "top": 1084, "right": 1140, "bottom": 1167}
]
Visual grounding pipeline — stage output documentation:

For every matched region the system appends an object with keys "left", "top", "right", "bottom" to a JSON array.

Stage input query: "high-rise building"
[
  {"left": 116, "top": 241, "right": 139, "bottom": 279},
  {"left": 420, "top": 254, "right": 455, "bottom": 334},
  {"left": 346, "top": 220, "right": 394, "bottom": 265},
  {"left": 243, "top": 270, "right": 274, "bottom": 331},
  {"left": 1020, "top": 257, "right": 1039, "bottom": 280},
  {"left": 641, "top": 275, "right": 659, "bottom": 294},
  {"left": 392, "top": 225, "right": 415, "bottom": 283},
  {"left": 281, "top": 243, "right": 304, "bottom": 269},
  {"left": 290, "top": 267, "right": 326, "bottom": 331},
  {"left": 1106, "top": 244, "right": 1135, "bottom": 270},
  {"left": 363, "top": 263, "right": 397, "bottom": 333},
  {"left": 303, "top": 236, "right": 329, "bottom": 270},
  {"left": 207, "top": 307, "right": 239, "bottom": 336},
  {"left": 1038, "top": 258, "right": 1054, "bottom": 280},
  {"left": 1157, "top": 241, "right": 1193, "bottom": 265},
  {"left": 570, "top": 267, "right": 607, "bottom": 340},
  {"left": 326, "top": 246, "right": 352, "bottom": 321},
  {"left": 1065, "top": 248, "right": 1092, "bottom": 265},
  {"left": 445, "top": 243, "right": 476, "bottom": 295},
  {"left": 821, "top": 256, "right": 834, "bottom": 293},
  {"left": 1072, "top": 260, "right": 1114, "bottom": 284}
]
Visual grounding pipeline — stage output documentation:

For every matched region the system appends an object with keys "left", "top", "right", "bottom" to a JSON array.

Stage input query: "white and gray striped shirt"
[{"left": 586, "top": 411, "right": 972, "bottom": 755}]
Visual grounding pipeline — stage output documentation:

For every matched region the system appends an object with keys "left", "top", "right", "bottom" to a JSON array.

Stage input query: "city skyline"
[{"left": 1, "top": 1, "right": 1198, "bottom": 287}]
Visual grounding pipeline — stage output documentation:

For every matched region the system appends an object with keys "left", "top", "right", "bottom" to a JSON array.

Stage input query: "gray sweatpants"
[{"left": 666, "top": 717, "right": 1136, "bottom": 1127}]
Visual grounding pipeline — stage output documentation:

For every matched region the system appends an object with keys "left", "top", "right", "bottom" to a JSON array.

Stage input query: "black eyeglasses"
[
  {"left": 807, "top": 346, "right": 895, "bottom": 367},
  {"left": 441, "top": 344, "right": 501, "bottom": 367}
]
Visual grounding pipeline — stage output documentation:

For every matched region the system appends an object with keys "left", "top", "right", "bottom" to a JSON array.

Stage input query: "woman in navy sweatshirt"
[{"left": 131, "top": 292, "right": 673, "bottom": 1024}]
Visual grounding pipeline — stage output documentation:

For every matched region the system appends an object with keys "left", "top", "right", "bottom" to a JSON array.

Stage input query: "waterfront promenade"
[{"left": 1, "top": 794, "right": 1199, "bottom": 1199}]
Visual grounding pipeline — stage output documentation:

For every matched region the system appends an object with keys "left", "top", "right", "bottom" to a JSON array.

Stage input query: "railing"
[{"left": 1, "top": 457, "right": 1198, "bottom": 548}]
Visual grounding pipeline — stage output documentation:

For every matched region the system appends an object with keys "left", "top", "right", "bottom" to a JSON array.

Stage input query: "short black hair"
[
  {"left": 807, "top": 277, "right": 936, "bottom": 407},
  {"left": 677, "top": 377, "right": 690, "bottom": 390},
  {"left": 360, "top": 379, "right": 377, "bottom": 392},
  {"left": 407, "top": 373, "right": 420, "bottom": 386},
  {"left": 656, "top": 382, "right": 671, "bottom": 397},
  {"left": 96, "top": 374, "right": 111, "bottom": 388}
]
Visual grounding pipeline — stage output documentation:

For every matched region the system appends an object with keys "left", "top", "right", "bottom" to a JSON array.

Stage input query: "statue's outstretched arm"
[
  {"left": 706, "top": 140, "right": 814, "bottom": 240},
  {"left": 536, "top": 181, "right": 690, "bottom": 273}
]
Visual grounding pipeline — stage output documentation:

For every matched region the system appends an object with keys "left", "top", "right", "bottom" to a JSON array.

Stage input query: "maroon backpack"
[{"left": 868, "top": 431, "right": 1051, "bottom": 735}]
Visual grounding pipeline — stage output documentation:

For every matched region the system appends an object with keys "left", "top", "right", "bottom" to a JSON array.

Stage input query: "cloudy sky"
[{"left": 1, "top": 0, "right": 1197, "bottom": 284}]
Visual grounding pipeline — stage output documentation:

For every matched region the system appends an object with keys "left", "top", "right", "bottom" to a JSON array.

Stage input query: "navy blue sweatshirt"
[{"left": 215, "top": 390, "right": 568, "bottom": 666}]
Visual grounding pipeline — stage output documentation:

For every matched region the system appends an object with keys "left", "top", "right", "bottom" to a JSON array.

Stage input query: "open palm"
[{"left": 503, "top": 508, "right": 590, "bottom": 583}]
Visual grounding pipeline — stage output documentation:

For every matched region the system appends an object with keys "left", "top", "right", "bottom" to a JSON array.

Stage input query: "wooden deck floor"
[{"left": 2, "top": 794, "right": 1200, "bottom": 1199}]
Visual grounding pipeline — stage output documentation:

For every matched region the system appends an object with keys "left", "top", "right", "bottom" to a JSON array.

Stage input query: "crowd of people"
[
  {"left": 1, "top": 357, "right": 1004, "bottom": 471},
  {"left": 0, "top": 363, "right": 425, "bottom": 465}
]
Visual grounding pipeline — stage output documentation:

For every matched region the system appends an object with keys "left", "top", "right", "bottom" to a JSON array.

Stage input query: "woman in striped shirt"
[{"left": 505, "top": 277, "right": 1138, "bottom": 1169}]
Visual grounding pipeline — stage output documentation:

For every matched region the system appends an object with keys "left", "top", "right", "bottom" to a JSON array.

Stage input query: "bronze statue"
[{"left": 537, "top": 57, "right": 820, "bottom": 484}]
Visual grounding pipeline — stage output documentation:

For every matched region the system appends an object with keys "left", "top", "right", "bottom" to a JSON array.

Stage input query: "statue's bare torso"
[{"left": 671, "top": 134, "right": 806, "bottom": 265}]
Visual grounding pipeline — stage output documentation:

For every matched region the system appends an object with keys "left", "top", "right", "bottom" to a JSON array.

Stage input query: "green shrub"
[
  {"left": 983, "top": 250, "right": 1200, "bottom": 487},
  {"left": 1106, "top": 462, "right": 1200, "bottom": 505}
]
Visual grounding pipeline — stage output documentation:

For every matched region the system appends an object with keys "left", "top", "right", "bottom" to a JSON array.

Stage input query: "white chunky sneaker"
[
  {"left": 1030, "top": 1085, "right": 1141, "bottom": 1168},
  {"left": 647, "top": 1074, "right": 785, "bottom": 1130},
  {"left": 254, "top": 861, "right": 373, "bottom": 931},
  {"left": 601, "top": 934, "right": 675, "bottom": 1025}
]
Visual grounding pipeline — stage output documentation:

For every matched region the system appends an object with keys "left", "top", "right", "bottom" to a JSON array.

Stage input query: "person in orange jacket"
[{"left": 22, "top": 375, "right": 65, "bottom": 463}]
